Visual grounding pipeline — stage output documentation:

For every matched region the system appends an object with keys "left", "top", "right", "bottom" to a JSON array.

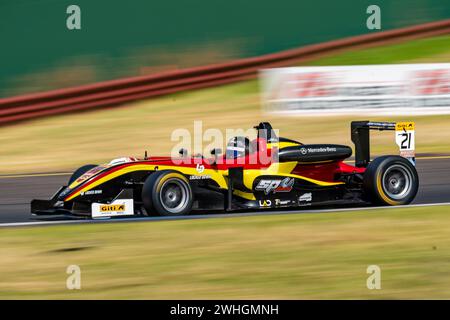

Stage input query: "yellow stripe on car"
[
  {"left": 267, "top": 141, "right": 301, "bottom": 149},
  {"left": 233, "top": 189, "right": 256, "bottom": 200},
  {"left": 66, "top": 161, "right": 344, "bottom": 202},
  {"left": 65, "top": 164, "right": 228, "bottom": 201}
]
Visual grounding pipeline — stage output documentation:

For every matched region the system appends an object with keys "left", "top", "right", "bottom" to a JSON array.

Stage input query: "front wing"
[{"left": 31, "top": 188, "right": 136, "bottom": 218}]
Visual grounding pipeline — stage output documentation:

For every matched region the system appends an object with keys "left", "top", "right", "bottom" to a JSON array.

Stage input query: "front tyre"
[
  {"left": 142, "top": 170, "right": 193, "bottom": 216},
  {"left": 363, "top": 156, "right": 419, "bottom": 206}
]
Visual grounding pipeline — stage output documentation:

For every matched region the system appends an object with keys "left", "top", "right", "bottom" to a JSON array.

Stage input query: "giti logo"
[
  {"left": 395, "top": 122, "right": 415, "bottom": 131},
  {"left": 100, "top": 204, "right": 125, "bottom": 212}
]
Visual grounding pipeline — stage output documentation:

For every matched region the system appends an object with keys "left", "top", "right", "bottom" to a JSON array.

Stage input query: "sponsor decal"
[
  {"left": 299, "top": 193, "right": 312, "bottom": 202},
  {"left": 395, "top": 122, "right": 415, "bottom": 131},
  {"left": 189, "top": 175, "right": 211, "bottom": 180},
  {"left": 255, "top": 177, "right": 294, "bottom": 195},
  {"left": 196, "top": 163, "right": 205, "bottom": 173},
  {"left": 303, "top": 147, "right": 337, "bottom": 153},
  {"left": 91, "top": 199, "right": 134, "bottom": 218},
  {"left": 262, "top": 64, "right": 450, "bottom": 115},
  {"left": 399, "top": 150, "right": 415, "bottom": 158},
  {"left": 81, "top": 189, "right": 102, "bottom": 196},
  {"left": 75, "top": 167, "right": 104, "bottom": 184},
  {"left": 195, "top": 163, "right": 205, "bottom": 173},
  {"left": 274, "top": 199, "right": 292, "bottom": 206},
  {"left": 100, "top": 204, "right": 125, "bottom": 212},
  {"left": 259, "top": 200, "right": 272, "bottom": 207},
  {"left": 395, "top": 122, "right": 415, "bottom": 161}
]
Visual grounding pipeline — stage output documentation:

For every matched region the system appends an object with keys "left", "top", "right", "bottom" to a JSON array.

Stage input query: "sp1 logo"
[{"left": 255, "top": 177, "right": 294, "bottom": 195}]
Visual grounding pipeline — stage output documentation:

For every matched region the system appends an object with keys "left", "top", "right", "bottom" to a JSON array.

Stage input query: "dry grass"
[{"left": 1, "top": 205, "right": 450, "bottom": 299}]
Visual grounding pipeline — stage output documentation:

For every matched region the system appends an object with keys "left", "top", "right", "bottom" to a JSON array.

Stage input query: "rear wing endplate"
[{"left": 351, "top": 121, "right": 415, "bottom": 167}]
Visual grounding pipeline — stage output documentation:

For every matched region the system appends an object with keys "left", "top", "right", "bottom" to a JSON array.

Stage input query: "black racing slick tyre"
[
  {"left": 142, "top": 170, "right": 193, "bottom": 216},
  {"left": 363, "top": 156, "right": 419, "bottom": 206},
  {"left": 68, "top": 164, "right": 98, "bottom": 185}
]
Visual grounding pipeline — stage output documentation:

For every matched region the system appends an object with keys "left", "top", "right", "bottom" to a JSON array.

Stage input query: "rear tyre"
[
  {"left": 142, "top": 170, "right": 193, "bottom": 216},
  {"left": 68, "top": 164, "right": 98, "bottom": 185},
  {"left": 363, "top": 156, "right": 419, "bottom": 206}
]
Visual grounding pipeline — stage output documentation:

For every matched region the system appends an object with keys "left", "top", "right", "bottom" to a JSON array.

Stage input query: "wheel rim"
[
  {"left": 159, "top": 178, "right": 189, "bottom": 213},
  {"left": 382, "top": 164, "right": 413, "bottom": 200}
]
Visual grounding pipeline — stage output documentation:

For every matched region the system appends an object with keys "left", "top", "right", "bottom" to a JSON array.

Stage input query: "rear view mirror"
[
  {"left": 210, "top": 148, "right": 222, "bottom": 156},
  {"left": 179, "top": 148, "right": 188, "bottom": 157}
]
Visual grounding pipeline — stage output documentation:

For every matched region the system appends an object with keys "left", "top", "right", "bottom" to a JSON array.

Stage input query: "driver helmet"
[{"left": 226, "top": 136, "right": 250, "bottom": 159}]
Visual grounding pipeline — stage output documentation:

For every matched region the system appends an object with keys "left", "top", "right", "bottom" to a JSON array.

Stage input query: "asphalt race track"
[{"left": 0, "top": 157, "right": 449, "bottom": 225}]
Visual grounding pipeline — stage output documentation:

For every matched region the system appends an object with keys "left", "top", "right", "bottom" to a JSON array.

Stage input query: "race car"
[{"left": 31, "top": 121, "right": 419, "bottom": 218}]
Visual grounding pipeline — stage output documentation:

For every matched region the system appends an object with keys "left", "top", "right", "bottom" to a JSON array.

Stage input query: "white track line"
[{"left": 1, "top": 202, "right": 450, "bottom": 228}]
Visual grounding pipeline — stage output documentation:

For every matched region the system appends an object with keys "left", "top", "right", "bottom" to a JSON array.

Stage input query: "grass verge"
[
  {"left": 1, "top": 35, "right": 450, "bottom": 174},
  {"left": 1, "top": 205, "right": 450, "bottom": 299}
]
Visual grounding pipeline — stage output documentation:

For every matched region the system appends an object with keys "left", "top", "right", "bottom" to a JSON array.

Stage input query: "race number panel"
[{"left": 395, "top": 122, "right": 415, "bottom": 159}]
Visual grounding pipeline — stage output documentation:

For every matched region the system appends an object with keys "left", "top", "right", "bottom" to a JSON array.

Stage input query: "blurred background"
[
  {"left": 0, "top": 0, "right": 449, "bottom": 174},
  {"left": 1, "top": 0, "right": 449, "bottom": 96},
  {"left": 1, "top": 0, "right": 450, "bottom": 300}
]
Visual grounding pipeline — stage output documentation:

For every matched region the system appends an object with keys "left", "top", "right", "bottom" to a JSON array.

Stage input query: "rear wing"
[{"left": 351, "top": 121, "right": 415, "bottom": 167}]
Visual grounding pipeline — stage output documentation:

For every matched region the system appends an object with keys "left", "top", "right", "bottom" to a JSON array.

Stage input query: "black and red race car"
[{"left": 31, "top": 121, "right": 419, "bottom": 218}]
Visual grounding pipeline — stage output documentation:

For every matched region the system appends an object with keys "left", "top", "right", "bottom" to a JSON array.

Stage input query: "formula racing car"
[{"left": 31, "top": 121, "right": 419, "bottom": 218}]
